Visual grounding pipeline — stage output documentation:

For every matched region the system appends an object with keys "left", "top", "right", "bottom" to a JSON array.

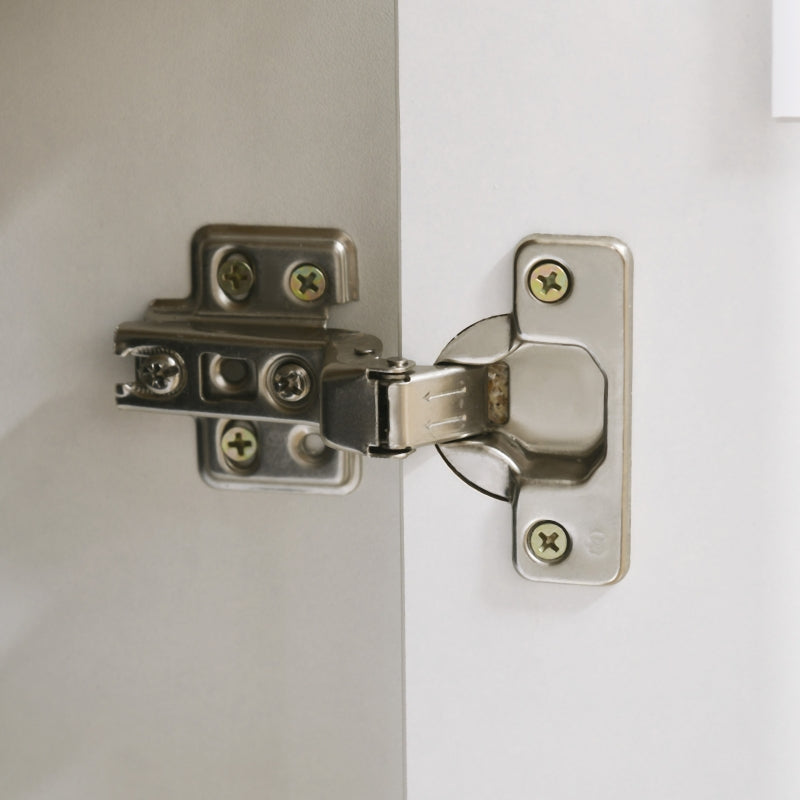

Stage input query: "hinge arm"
[{"left": 320, "top": 358, "right": 509, "bottom": 457}]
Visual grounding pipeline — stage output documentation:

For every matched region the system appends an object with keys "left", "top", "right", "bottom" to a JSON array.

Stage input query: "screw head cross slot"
[
  {"left": 271, "top": 361, "right": 312, "bottom": 403},
  {"left": 528, "top": 261, "right": 570, "bottom": 303},
  {"left": 220, "top": 424, "right": 258, "bottom": 469},
  {"left": 525, "top": 521, "right": 571, "bottom": 564},
  {"left": 289, "top": 264, "right": 326, "bottom": 301},
  {"left": 217, "top": 254, "right": 255, "bottom": 301},
  {"left": 137, "top": 351, "right": 185, "bottom": 397}
]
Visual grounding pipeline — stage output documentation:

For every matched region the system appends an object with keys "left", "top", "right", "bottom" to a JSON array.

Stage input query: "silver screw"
[
  {"left": 525, "top": 521, "right": 571, "bottom": 564},
  {"left": 271, "top": 361, "right": 312, "bottom": 403},
  {"left": 528, "top": 261, "right": 570, "bottom": 303},
  {"left": 137, "top": 351, "right": 185, "bottom": 396},
  {"left": 383, "top": 356, "right": 416, "bottom": 374},
  {"left": 218, "top": 254, "right": 255, "bottom": 301},
  {"left": 221, "top": 424, "right": 258, "bottom": 469},
  {"left": 289, "top": 264, "right": 326, "bottom": 302}
]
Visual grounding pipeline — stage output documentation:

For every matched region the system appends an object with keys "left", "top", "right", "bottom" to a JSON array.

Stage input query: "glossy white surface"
[
  {"left": 0, "top": 3, "right": 402, "bottom": 798},
  {"left": 773, "top": 0, "right": 800, "bottom": 117},
  {"left": 400, "top": 1, "right": 800, "bottom": 797}
]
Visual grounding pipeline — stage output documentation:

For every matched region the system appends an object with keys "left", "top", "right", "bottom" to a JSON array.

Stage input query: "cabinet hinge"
[{"left": 115, "top": 224, "right": 632, "bottom": 584}]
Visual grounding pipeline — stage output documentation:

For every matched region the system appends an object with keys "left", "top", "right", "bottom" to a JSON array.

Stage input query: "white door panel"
[
  {"left": 400, "top": 1, "right": 800, "bottom": 797},
  {"left": 0, "top": 3, "right": 402, "bottom": 798}
]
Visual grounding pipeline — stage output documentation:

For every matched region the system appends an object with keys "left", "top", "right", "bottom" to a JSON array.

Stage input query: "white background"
[{"left": 400, "top": 1, "right": 800, "bottom": 797}]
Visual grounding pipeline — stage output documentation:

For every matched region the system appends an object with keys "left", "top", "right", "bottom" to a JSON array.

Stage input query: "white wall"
[{"left": 400, "top": 1, "right": 800, "bottom": 797}]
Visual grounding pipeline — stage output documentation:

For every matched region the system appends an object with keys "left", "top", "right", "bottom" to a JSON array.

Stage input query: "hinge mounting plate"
[
  {"left": 436, "top": 235, "right": 632, "bottom": 584},
  {"left": 115, "top": 225, "right": 373, "bottom": 493}
]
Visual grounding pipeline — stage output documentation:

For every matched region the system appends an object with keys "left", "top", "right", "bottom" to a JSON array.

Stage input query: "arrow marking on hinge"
[
  {"left": 425, "top": 415, "right": 467, "bottom": 431},
  {"left": 423, "top": 385, "right": 467, "bottom": 402}
]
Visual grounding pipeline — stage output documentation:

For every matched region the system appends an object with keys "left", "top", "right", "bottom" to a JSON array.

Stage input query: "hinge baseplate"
[{"left": 115, "top": 225, "right": 372, "bottom": 493}]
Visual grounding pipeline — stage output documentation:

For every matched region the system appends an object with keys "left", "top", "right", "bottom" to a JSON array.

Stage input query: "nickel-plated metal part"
[
  {"left": 437, "top": 235, "right": 632, "bottom": 585},
  {"left": 135, "top": 350, "right": 186, "bottom": 398},
  {"left": 116, "top": 225, "right": 364, "bottom": 494},
  {"left": 115, "top": 226, "right": 632, "bottom": 585},
  {"left": 270, "top": 361, "right": 313, "bottom": 404},
  {"left": 320, "top": 360, "right": 494, "bottom": 455}
]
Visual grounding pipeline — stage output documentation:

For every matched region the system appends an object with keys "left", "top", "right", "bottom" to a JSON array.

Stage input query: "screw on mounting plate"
[
  {"left": 137, "top": 351, "right": 185, "bottom": 397},
  {"left": 217, "top": 254, "right": 255, "bottom": 301},
  {"left": 525, "top": 521, "right": 571, "bottom": 564},
  {"left": 528, "top": 261, "right": 570, "bottom": 303},
  {"left": 271, "top": 361, "right": 312, "bottom": 404},
  {"left": 220, "top": 424, "right": 258, "bottom": 469},
  {"left": 289, "top": 264, "right": 326, "bottom": 301}
]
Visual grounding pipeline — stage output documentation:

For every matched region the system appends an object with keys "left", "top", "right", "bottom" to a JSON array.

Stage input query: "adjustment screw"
[
  {"left": 289, "top": 264, "right": 326, "bottom": 302},
  {"left": 528, "top": 261, "right": 570, "bottom": 303},
  {"left": 271, "top": 361, "right": 312, "bottom": 403},
  {"left": 218, "top": 254, "right": 255, "bottom": 301},
  {"left": 525, "top": 521, "right": 571, "bottom": 564},
  {"left": 383, "top": 356, "right": 416, "bottom": 374},
  {"left": 221, "top": 424, "right": 258, "bottom": 469},
  {"left": 137, "top": 352, "right": 185, "bottom": 396}
]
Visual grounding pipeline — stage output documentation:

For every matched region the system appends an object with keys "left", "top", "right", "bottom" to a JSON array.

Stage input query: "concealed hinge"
[{"left": 115, "top": 225, "right": 632, "bottom": 585}]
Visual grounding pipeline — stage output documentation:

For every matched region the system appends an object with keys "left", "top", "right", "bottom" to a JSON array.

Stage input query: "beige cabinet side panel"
[{"left": 0, "top": 3, "right": 403, "bottom": 798}]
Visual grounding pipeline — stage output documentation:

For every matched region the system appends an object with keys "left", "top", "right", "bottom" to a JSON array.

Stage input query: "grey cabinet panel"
[{"left": 0, "top": 3, "right": 402, "bottom": 798}]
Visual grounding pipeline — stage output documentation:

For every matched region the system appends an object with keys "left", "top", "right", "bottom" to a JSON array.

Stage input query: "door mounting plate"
[{"left": 437, "top": 235, "right": 632, "bottom": 585}]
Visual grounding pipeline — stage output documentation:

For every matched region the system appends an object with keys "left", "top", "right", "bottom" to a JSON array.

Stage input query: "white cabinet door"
[
  {"left": 400, "top": 2, "right": 800, "bottom": 798},
  {"left": 0, "top": 3, "right": 403, "bottom": 798}
]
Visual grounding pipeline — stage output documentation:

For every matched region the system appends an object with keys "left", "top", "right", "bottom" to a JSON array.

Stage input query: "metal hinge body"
[{"left": 115, "top": 225, "right": 632, "bottom": 584}]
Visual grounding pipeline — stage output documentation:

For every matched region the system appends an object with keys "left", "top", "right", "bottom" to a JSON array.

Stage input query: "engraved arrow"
[
  {"left": 425, "top": 415, "right": 467, "bottom": 431},
  {"left": 423, "top": 385, "right": 467, "bottom": 402}
]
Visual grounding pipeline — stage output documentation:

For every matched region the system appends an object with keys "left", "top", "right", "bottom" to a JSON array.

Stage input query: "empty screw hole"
[{"left": 219, "top": 357, "right": 249, "bottom": 386}]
